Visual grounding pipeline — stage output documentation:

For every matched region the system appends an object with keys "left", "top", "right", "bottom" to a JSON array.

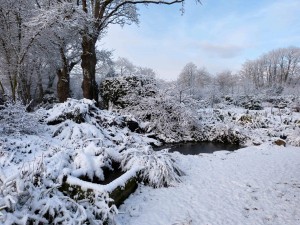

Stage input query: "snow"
[
  {"left": 67, "top": 165, "right": 139, "bottom": 193},
  {"left": 121, "top": 147, "right": 183, "bottom": 188},
  {"left": 1, "top": 97, "right": 300, "bottom": 224},
  {"left": 116, "top": 143, "right": 300, "bottom": 225},
  {"left": 196, "top": 105, "right": 300, "bottom": 146}
]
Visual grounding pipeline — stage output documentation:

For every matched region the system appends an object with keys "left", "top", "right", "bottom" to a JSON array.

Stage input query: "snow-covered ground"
[
  {"left": 1, "top": 98, "right": 300, "bottom": 224},
  {"left": 116, "top": 143, "right": 300, "bottom": 225}
]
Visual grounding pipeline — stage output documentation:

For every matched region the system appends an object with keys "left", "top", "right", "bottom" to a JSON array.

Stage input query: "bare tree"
[
  {"left": 96, "top": 49, "right": 115, "bottom": 79},
  {"left": 115, "top": 57, "right": 136, "bottom": 76},
  {"left": 0, "top": 0, "right": 48, "bottom": 102},
  {"left": 195, "top": 67, "right": 211, "bottom": 87},
  {"left": 178, "top": 62, "right": 198, "bottom": 95},
  {"left": 216, "top": 70, "right": 236, "bottom": 95},
  {"left": 177, "top": 62, "right": 211, "bottom": 99},
  {"left": 0, "top": 0, "right": 82, "bottom": 103},
  {"left": 27, "top": 1, "right": 86, "bottom": 102},
  {"left": 136, "top": 67, "right": 156, "bottom": 78},
  {"left": 240, "top": 47, "right": 300, "bottom": 90}
]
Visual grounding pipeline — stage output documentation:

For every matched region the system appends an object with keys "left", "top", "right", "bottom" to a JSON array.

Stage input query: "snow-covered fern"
[{"left": 121, "top": 147, "right": 184, "bottom": 188}]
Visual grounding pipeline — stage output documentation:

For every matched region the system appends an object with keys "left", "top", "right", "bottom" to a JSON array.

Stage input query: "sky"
[{"left": 101, "top": 0, "right": 300, "bottom": 81}]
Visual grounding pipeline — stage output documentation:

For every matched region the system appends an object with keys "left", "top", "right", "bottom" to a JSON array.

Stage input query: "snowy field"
[{"left": 116, "top": 143, "right": 300, "bottom": 225}]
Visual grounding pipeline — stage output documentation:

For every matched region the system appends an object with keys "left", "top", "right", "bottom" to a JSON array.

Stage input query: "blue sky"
[{"left": 101, "top": 0, "right": 300, "bottom": 81}]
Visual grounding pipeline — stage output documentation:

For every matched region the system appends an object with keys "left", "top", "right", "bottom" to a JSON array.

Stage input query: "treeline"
[
  {"left": 240, "top": 47, "right": 300, "bottom": 88},
  {"left": 176, "top": 46, "right": 300, "bottom": 102}
]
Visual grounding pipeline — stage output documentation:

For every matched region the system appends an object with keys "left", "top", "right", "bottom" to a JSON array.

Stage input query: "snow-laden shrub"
[
  {"left": 73, "top": 146, "right": 106, "bottom": 180},
  {"left": 122, "top": 94, "right": 201, "bottom": 143},
  {"left": 51, "top": 120, "right": 107, "bottom": 146},
  {"left": 265, "top": 85, "right": 284, "bottom": 96},
  {"left": 0, "top": 101, "right": 40, "bottom": 135},
  {"left": 78, "top": 191, "right": 117, "bottom": 224},
  {"left": 3, "top": 187, "right": 90, "bottom": 224},
  {"left": 100, "top": 75, "right": 158, "bottom": 109},
  {"left": 45, "top": 98, "right": 95, "bottom": 125},
  {"left": 101, "top": 76, "right": 201, "bottom": 143},
  {"left": 71, "top": 142, "right": 117, "bottom": 180},
  {"left": 38, "top": 89, "right": 59, "bottom": 110},
  {"left": 121, "top": 147, "right": 183, "bottom": 188},
  {"left": 196, "top": 100, "right": 300, "bottom": 146},
  {"left": 0, "top": 158, "right": 117, "bottom": 224},
  {"left": 238, "top": 114, "right": 269, "bottom": 129},
  {"left": 45, "top": 98, "right": 124, "bottom": 127},
  {"left": 199, "top": 124, "right": 248, "bottom": 145},
  {"left": 44, "top": 98, "right": 142, "bottom": 143},
  {"left": 2, "top": 182, "right": 116, "bottom": 224},
  {"left": 288, "top": 136, "right": 300, "bottom": 147},
  {"left": 286, "top": 128, "right": 300, "bottom": 147},
  {"left": 233, "top": 96, "right": 263, "bottom": 110},
  {"left": 242, "top": 99, "right": 263, "bottom": 110}
]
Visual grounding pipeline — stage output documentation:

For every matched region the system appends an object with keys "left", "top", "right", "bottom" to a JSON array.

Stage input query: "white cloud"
[{"left": 199, "top": 42, "right": 244, "bottom": 58}]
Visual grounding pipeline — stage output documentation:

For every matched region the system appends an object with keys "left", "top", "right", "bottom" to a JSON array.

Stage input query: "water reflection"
[{"left": 156, "top": 142, "right": 240, "bottom": 155}]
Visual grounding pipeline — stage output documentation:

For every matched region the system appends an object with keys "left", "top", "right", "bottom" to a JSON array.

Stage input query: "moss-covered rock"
[
  {"left": 60, "top": 176, "right": 138, "bottom": 208},
  {"left": 274, "top": 139, "right": 286, "bottom": 147},
  {"left": 109, "top": 177, "right": 138, "bottom": 207}
]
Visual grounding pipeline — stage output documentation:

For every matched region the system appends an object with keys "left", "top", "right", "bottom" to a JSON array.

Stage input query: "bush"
[
  {"left": 121, "top": 147, "right": 183, "bottom": 188},
  {"left": 100, "top": 75, "right": 158, "bottom": 109},
  {"left": 0, "top": 102, "right": 40, "bottom": 135},
  {"left": 101, "top": 75, "right": 201, "bottom": 143}
]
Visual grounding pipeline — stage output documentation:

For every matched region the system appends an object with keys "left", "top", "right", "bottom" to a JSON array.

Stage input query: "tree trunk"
[
  {"left": 0, "top": 80, "right": 4, "bottom": 95},
  {"left": 81, "top": 35, "right": 98, "bottom": 102},
  {"left": 57, "top": 65, "right": 70, "bottom": 102},
  {"left": 19, "top": 74, "right": 32, "bottom": 104},
  {"left": 57, "top": 46, "right": 80, "bottom": 103}
]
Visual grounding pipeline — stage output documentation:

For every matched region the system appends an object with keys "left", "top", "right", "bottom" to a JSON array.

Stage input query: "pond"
[{"left": 155, "top": 142, "right": 240, "bottom": 155}]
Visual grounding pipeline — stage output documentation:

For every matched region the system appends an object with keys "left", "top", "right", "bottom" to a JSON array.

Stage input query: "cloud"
[{"left": 199, "top": 42, "right": 244, "bottom": 58}]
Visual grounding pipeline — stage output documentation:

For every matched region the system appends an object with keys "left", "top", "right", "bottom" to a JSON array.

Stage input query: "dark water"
[{"left": 155, "top": 142, "right": 240, "bottom": 155}]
